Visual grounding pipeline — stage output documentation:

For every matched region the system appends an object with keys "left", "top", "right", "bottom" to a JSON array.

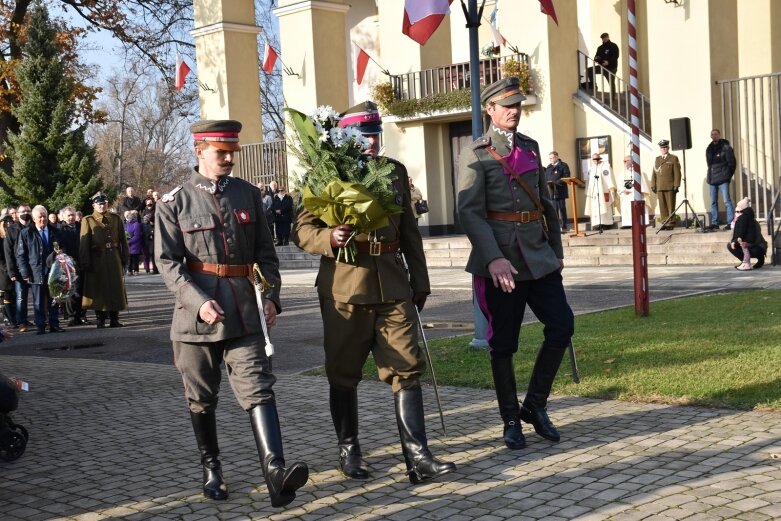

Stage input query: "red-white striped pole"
[{"left": 628, "top": 0, "right": 649, "bottom": 316}]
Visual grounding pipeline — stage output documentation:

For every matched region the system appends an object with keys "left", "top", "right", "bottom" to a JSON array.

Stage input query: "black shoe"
[
  {"left": 520, "top": 406, "right": 560, "bottom": 442},
  {"left": 66, "top": 318, "right": 79, "bottom": 327},
  {"left": 191, "top": 412, "right": 229, "bottom": 500},
  {"left": 36, "top": 328, "right": 46, "bottom": 335},
  {"left": 49, "top": 326, "right": 65, "bottom": 333},
  {"left": 109, "top": 321, "right": 125, "bottom": 328},
  {"left": 490, "top": 357, "right": 526, "bottom": 450},
  {"left": 754, "top": 256, "right": 765, "bottom": 269},
  {"left": 330, "top": 387, "right": 369, "bottom": 480},
  {"left": 502, "top": 419, "right": 526, "bottom": 450},
  {"left": 722, "top": 224, "right": 732, "bottom": 231},
  {"left": 706, "top": 224, "right": 719, "bottom": 231},
  {"left": 97, "top": 322, "right": 105, "bottom": 329}
]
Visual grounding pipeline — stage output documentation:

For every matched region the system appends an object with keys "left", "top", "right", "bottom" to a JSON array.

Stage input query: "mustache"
[{"left": 219, "top": 163, "right": 234, "bottom": 168}]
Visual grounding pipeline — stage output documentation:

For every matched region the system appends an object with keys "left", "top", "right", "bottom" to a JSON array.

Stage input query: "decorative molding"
[
  {"left": 190, "top": 21, "right": 262, "bottom": 38},
  {"left": 273, "top": 1, "right": 350, "bottom": 17}
]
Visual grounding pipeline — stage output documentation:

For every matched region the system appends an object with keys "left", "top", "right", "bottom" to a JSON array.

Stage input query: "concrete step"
[{"left": 276, "top": 228, "right": 742, "bottom": 269}]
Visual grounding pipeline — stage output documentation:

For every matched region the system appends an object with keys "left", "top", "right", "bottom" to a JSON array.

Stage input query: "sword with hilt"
[
  {"left": 398, "top": 252, "right": 447, "bottom": 435},
  {"left": 568, "top": 340, "right": 581, "bottom": 384},
  {"left": 252, "top": 264, "right": 275, "bottom": 361}
]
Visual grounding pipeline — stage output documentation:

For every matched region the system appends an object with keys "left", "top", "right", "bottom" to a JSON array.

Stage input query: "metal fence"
[
  {"left": 232, "top": 139, "right": 288, "bottom": 187},
  {"left": 390, "top": 52, "right": 530, "bottom": 101},
  {"left": 717, "top": 72, "right": 781, "bottom": 223}
]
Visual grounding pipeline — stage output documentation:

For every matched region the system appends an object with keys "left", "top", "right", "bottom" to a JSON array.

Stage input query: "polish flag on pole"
[
  {"left": 539, "top": 0, "right": 559, "bottom": 26},
  {"left": 174, "top": 53, "right": 191, "bottom": 91},
  {"left": 402, "top": 0, "right": 453, "bottom": 45},
  {"left": 355, "top": 46, "right": 370, "bottom": 85},
  {"left": 262, "top": 43, "right": 279, "bottom": 73},
  {"left": 489, "top": 23, "right": 506, "bottom": 48}
]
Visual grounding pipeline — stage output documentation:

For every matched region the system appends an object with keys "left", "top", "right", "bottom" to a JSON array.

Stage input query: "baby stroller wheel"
[
  {"left": 0, "top": 429, "right": 27, "bottom": 462},
  {"left": 10, "top": 421, "right": 29, "bottom": 441}
]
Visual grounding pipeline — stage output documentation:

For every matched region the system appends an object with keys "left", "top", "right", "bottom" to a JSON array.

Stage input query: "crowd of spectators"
[{"left": 0, "top": 185, "right": 161, "bottom": 334}]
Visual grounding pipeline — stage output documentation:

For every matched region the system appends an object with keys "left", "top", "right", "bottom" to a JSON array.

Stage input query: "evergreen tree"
[{"left": 0, "top": 2, "right": 102, "bottom": 209}]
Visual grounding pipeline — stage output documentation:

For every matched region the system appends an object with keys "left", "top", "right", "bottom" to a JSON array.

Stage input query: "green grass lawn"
[{"left": 308, "top": 290, "right": 781, "bottom": 411}]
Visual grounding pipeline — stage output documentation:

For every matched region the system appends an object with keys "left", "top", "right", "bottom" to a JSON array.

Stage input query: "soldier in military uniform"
[
  {"left": 651, "top": 139, "right": 682, "bottom": 229},
  {"left": 293, "top": 102, "right": 456, "bottom": 485},
  {"left": 155, "top": 120, "right": 308, "bottom": 508},
  {"left": 457, "top": 77, "right": 575, "bottom": 451},
  {"left": 79, "top": 192, "right": 129, "bottom": 328}
]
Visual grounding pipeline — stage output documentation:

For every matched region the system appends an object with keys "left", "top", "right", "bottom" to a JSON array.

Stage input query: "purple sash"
[{"left": 503, "top": 146, "right": 539, "bottom": 178}]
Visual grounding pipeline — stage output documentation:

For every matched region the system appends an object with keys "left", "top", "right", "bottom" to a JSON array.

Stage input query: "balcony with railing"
[{"left": 390, "top": 52, "right": 532, "bottom": 103}]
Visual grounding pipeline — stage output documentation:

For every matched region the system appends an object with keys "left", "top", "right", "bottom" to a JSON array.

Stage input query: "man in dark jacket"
[
  {"left": 271, "top": 186, "right": 294, "bottom": 245},
  {"left": 705, "top": 129, "right": 737, "bottom": 230},
  {"left": 16, "top": 205, "right": 63, "bottom": 334},
  {"left": 58, "top": 207, "right": 86, "bottom": 325},
  {"left": 118, "top": 186, "right": 144, "bottom": 218},
  {"left": 545, "top": 151, "right": 571, "bottom": 232},
  {"left": 582, "top": 32, "right": 620, "bottom": 93}
]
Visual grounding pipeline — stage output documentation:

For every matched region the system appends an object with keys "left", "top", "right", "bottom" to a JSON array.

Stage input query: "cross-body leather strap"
[{"left": 485, "top": 147, "right": 544, "bottom": 212}]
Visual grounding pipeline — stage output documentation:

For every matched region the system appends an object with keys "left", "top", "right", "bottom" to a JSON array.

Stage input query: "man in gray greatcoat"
[
  {"left": 457, "top": 77, "right": 575, "bottom": 451},
  {"left": 155, "top": 120, "right": 307, "bottom": 508}
]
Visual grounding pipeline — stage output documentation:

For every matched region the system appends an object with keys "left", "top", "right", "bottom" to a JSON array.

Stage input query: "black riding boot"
[
  {"left": 394, "top": 387, "right": 456, "bottom": 485},
  {"left": 490, "top": 357, "right": 526, "bottom": 450},
  {"left": 249, "top": 404, "right": 309, "bottom": 508},
  {"left": 109, "top": 311, "right": 124, "bottom": 328},
  {"left": 520, "top": 343, "right": 567, "bottom": 442},
  {"left": 190, "top": 411, "right": 228, "bottom": 500},
  {"left": 330, "top": 386, "right": 369, "bottom": 479},
  {"left": 95, "top": 311, "right": 106, "bottom": 328}
]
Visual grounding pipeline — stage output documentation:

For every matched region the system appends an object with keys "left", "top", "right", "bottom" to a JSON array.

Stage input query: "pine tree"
[{"left": 0, "top": 1, "right": 102, "bottom": 210}]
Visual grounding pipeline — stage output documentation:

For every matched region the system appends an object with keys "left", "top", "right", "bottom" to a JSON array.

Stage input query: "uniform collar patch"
[
  {"left": 234, "top": 209, "right": 251, "bottom": 223},
  {"left": 195, "top": 177, "right": 230, "bottom": 195}
]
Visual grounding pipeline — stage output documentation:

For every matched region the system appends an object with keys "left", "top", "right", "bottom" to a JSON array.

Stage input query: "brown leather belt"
[
  {"left": 355, "top": 240, "right": 400, "bottom": 256},
  {"left": 92, "top": 242, "right": 119, "bottom": 250},
  {"left": 487, "top": 210, "right": 543, "bottom": 223},
  {"left": 187, "top": 261, "right": 253, "bottom": 278}
]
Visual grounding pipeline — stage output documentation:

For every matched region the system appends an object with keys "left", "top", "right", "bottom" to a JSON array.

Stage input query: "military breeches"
[
  {"left": 657, "top": 190, "right": 676, "bottom": 220},
  {"left": 320, "top": 297, "right": 425, "bottom": 393},
  {"left": 173, "top": 335, "right": 276, "bottom": 414},
  {"left": 474, "top": 270, "right": 574, "bottom": 360}
]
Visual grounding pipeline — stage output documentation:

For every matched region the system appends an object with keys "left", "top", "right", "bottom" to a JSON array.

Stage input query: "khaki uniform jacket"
[
  {"left": 652, "top": 154, "right": 681, "bottom": 191},
  {"left": 155, "top": 170, "right": 281, "bottom": 343},
  {"left": 457, "top": 127, "right": 563, "bottom": 281},
  {"left": 293, "top": 158, "right": 430, "bottom": 304},
  {"left": 79, "top": 211, "right": 129, "bottom": 311}
]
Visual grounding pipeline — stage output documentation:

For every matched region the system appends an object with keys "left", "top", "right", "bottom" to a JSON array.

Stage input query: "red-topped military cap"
[
  {"left": 339, "top": 101, "right": 383, "bottom": 135},
  {"left": 190, "top": 119, "right": 242, "bottom": 151}
]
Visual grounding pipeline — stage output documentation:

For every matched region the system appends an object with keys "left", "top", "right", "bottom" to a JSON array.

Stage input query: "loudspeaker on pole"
[{"left": 669, "top": 117, "right": 692, "bottom": 151}]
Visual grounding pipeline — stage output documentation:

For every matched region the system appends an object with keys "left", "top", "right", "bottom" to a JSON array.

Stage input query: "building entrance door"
[{"left": 449, "top": 121, "right": 476, "bottom": 233}]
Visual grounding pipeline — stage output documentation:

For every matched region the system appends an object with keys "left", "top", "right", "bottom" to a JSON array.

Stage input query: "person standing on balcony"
[
  {"left": 581, "top": 32, "right": 619, "bottom": 93},
  {"left": 545, "top": 151, "right": 570, "bottom": 233},
  {"left": 651, "top": 139, "right": 682, "bottom": 230},
  {"left": 705, "top": 129, "right": 737, "bottom": 231},
  {"left": 457, "top": 77, "right": 574, "bottom": 451},
  {"left": 294, "top": 101, "right": 456, "bottom": 485}
]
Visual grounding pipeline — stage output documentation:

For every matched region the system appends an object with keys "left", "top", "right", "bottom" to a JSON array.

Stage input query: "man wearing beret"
[
  {"left": 294, "top": 101, "right": 456, "bottom": 485},
  {"left": 155, "top": 120, "right": 308, "bottom": 507},
  {"left": 652, "top": 139, "right": 682, "bottom": 229},
  {"left": 79, "top": 192, "right": 129, "bottom": 328},
  {"left": 457, "top": 77, "right": 574, "bottom": 451}
]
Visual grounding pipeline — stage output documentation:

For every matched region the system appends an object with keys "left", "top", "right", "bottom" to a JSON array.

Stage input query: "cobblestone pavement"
[
  {"left": 1, "top": 355, "right": 780, "bottom": 521},
  {"left": 1, "top": 265, "right": 780, "bottom": 520}
]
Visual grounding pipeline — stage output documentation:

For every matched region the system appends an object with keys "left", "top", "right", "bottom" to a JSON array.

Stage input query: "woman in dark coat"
[
  {"left": 727, "top": 197, "right": 767, "bottom": 269},
  {"left": 124, "top": 213, "right": 144, "bottom": 275},
  {"left": 0, "top": 215, "right": 16, "bottom": 327},
  {"left": 271, "top": 186, "right": 294, "bottom": 245}
]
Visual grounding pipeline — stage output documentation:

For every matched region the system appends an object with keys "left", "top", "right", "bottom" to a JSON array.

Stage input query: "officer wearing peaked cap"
[
  {"left": 155, "top": 119, "right": 308, "bottom": 507},
  {"left": 652, "top": 139, "right": 682, "bottom": 229},
  {"left": 294, "top": 101, "right": 456, "bottom": 485},
  {"left": 79, "top": 191, "right": 129, "bottom": 328},
  {"left": 458, "top": 77, "right": 574, "bottom": 451}
]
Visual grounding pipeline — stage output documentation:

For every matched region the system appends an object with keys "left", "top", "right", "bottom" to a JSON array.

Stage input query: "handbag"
[{"left": 414, "top": 200, "right": 429, "bottom": 215}]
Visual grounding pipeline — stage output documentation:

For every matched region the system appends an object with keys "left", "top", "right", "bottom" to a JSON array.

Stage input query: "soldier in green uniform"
[
  {"left": 651, "top": 139, "right": 682, "bottom": 229},
  {"left": 155, "top": 120, "right": 307, "bottom": 508},
  {"left": 457, "top": 77, "right": 575, "bottom": 451},
  {"left": 293, "top": 102, "right": 456, "bottom": 485},
  {"left": 79, "top": 192, "right": 129, "bottom": 328}
]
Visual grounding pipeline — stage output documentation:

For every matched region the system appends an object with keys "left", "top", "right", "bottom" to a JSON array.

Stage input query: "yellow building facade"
[{"left": 275, "top": 0, "right": 780, "bottom": 235}]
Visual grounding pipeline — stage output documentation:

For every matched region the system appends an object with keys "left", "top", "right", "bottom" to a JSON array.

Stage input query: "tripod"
[{"left": 656, "top": 149, "right": 704, "bottom": 234}]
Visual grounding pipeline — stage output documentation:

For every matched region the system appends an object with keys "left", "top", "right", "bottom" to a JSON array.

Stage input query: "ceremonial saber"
[
  {"left": 568, "top": 340, "right": 581, "bottom": 384},
  {"left": 400, "top": 253, "right": 447, "bottom": 435},
  {"left": 252, "top": 264, "right": 275, "bottom": 360}
]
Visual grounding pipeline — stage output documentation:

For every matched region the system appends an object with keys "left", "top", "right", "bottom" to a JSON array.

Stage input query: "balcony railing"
[
  {"left": 390, "top": 52, "right": 531, "bottom": 102},
  {"left": 577, "top": 50, "right": 652, "bottom": 138}
]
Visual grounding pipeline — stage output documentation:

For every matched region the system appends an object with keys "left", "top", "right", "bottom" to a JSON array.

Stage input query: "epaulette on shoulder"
[
  {"left": 161, "top": 185, "right": 182, "bottom": 203},
  {"left": 470, "top": 136, "right": 491, "bottom": 150}
]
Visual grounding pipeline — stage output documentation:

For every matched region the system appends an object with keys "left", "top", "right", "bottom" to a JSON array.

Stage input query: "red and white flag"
[
  {"left": 402, "top": 0, "right": 453, "bottom": 45},
  {"left": 355, "top": 46, "right": 370, "bottom": 85},
  {"left": 489, "top": 23, "right": 506, "bottom": 48},
  {"left": 539, "top": 0, "right": 559, "bottom": 26},
  {"left": 262, "top": 43, "right": 279, "bottom": 73},
  {"left": 174, "top": 53, "right": 191, "bottom": 91}
]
